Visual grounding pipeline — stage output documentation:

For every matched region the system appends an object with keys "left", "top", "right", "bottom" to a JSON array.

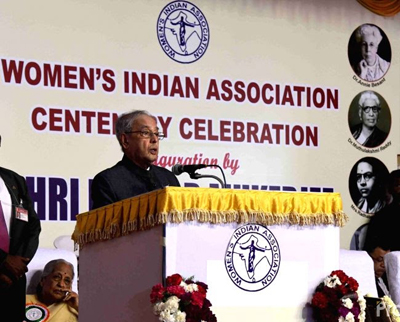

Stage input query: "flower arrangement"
[
  {"left": 310, "top": 270, "right": 366, "bottom": 322},
  {"left": 150, "top": 273, "right": 217, "bottom": 322},
  {"left": 382, "top": 295, "right": 400, "bottom": 322}
]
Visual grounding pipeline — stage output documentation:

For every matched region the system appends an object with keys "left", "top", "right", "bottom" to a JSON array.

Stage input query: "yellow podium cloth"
[{"left": 72, "top": 187, "right": 347, "bottom": 247}]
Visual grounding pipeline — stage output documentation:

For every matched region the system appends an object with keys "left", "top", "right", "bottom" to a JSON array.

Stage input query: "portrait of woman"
[
  {"left": 349, "top": 157, "right": 389, "bottom": 216},
  {"left": 348, "top": 23, "right": 391, "bottom": 82},
  {"left": 348, "top": 90, "right": 391, "bottom": 148}
]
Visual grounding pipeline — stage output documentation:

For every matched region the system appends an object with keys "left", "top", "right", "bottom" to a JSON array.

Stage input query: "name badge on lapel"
[{"left": 16, "top": 207, "right": 28, "bottom": 222}]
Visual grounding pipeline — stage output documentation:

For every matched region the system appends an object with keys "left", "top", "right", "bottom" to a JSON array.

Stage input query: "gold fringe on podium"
[{"left": 72, "top": 187, "right": 348, "bottom": 248}]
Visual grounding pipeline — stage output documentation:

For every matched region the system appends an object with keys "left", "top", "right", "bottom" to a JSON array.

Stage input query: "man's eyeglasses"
[
  {"left": 125, "top": 130, "right": 165, "bottom": 140},
  {"left": 356, "top": 172, "right": 374, "bottom": 183},
  {"left": 360, "top": 105, "right": 381, "bottom": 114}
]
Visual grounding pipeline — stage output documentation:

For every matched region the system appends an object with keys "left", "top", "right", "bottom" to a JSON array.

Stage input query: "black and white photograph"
[
  {"left": 348, "top": 90, "right": 391, "bottom": 148},
  {"left": 348, "top": 23, "right": 391, "bottom": 82},
  {"left": 348, "top": 157, "right": 389, "bottom": 216}
]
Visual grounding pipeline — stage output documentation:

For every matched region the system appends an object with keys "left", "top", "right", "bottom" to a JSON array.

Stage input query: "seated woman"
[{"left": 25, "top": 259, "right": 78, "bottom": 322}]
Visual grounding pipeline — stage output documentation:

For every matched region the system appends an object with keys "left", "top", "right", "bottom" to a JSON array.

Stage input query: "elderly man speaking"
[{"left": 91, "top": 110, "right": 180, "bottom": 210}]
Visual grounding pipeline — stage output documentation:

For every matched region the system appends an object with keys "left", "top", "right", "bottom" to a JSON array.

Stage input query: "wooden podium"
[{"left": 72, "top": 187, "right": 347, "bottom": 322}]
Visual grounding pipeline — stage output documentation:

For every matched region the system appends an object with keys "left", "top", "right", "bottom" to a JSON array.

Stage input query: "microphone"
[{"left": 172, "top": 164, "right": 208, "bottom": 176}]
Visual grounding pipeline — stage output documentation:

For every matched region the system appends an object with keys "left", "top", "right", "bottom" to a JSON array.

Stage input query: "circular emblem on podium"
[
  {"left": 25, "top": 304, "right": 50, "bottom": 322},
  {"left": 156, "top": 1, "right": 210, "bottom": 64},
  {"left": 224, "top": 224, "right": 281, "bottom": 292}
]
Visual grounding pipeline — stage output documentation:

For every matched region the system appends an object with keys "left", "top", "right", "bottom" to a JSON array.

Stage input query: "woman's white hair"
[
  {"left": 358, "top": 91, "right": 380, "bottom": 107},
  {"left": 355, "top": 24, "right": 383, "bottom": 44}
]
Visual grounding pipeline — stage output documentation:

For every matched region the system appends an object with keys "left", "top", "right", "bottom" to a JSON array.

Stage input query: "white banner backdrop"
[{"left": 0, "top": 0, "right": 398, "bottom": 253}]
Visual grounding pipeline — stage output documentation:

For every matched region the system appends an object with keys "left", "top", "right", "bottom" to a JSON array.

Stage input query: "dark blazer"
[
  {"left": 0, "top": 166, "right": 41, "bottom": 322},
  {"left": 91, "top": 155, "right": 181, "bottom": 210},
  {"left": 364, "top": 202, "right": 400, "bottom": 252},
  {"left": 0, "top": 167, "right": 41, "bottom": 265}
]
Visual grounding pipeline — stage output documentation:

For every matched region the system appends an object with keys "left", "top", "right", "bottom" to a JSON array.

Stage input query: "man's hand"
[{"left": 2, "top": 255, "right": 29, "bottom": 279}]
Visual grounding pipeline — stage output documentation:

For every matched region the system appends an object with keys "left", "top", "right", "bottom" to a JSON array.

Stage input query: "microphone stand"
[{"left": 189, "top": 172, "right": 226, "bottom": 188}]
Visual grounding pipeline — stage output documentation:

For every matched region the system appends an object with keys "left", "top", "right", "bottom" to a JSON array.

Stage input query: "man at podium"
[{"left": 91, "top": 110, "right": 180, "bottom": 209}]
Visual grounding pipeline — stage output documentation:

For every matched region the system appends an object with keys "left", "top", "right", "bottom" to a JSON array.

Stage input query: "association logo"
[
  {"left": 224, "top": 224, "right": 281, "bottom": 292},
  {"left": 156, "top": 1, "right": 210, "bottom": 64},
  {"left": 25, "top": 303, "right": 50, "bottom": 322}
]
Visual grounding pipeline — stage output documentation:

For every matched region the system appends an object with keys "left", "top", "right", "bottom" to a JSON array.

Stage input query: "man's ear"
[{"left": 120, "top": 133, "right": 129, "bottom": 150}]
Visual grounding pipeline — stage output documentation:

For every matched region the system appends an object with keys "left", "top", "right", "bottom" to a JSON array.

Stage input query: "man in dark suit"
[
  {"left": 0, "top": 135, "right": 41, "bottom": 322},
  {"left": 91, "top": 110, "right": 180, "bottom": 209},
  {"left": 364, "top": 170, "right": 400, "bottom": 251},
  {"left": 365, "top": 240, "right": 391, "bottom": 298}
]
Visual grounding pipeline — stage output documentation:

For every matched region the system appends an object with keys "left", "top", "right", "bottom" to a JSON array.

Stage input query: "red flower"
[
  {"left": 197, "top": 281, "right": 209, "bottom": 292},
  {"left": 311, "top": 291, "right": 328, "bottom": 309},
  {"left": 197, "top": 284, "right": 207, "bottom": 295},
  {"left": 331, "top": 270, "right": 348, "bottom": 284},
  {"left": 191, "top": 291, "right": 206, "bottom": 308},
  {"left": 337, "top": 284, "right": 348, "bottom": 296},
  {"left": 347, "top": 277, "right": 359, "bottom": 292},
  {"left": 322, "top": 286, "right": 337, "bottom": 301},
  {"left": 166, "top": 285, "right": 186, "bottom": 297},
  {"left": 311, "top": 270, "right": 362, "bottom": 322},
  {"left": 166, "top": 273, "right": 183, "bottom": 286},
  {"left": 150, "top": 284, "right": 165, "bottom": 303},
  {"left": 185, "top": 303, "right": 201, "bottom": 318},
  {"left": 151, "top": 273, "right": 217, "bottom": 321}
]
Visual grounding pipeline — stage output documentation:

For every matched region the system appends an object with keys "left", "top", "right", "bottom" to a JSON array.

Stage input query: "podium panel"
[
  {"left": 166, "top": 222, "right": 339, "bottom": 322},
  {"left": 78, "top": 222, "right": 338, "bottom": 322},
  {"left": 79, "top": 225, "right": 163, "bottom": 322},
  {"left": 73, "top": 187, "right": 346, "bottom": 322}
]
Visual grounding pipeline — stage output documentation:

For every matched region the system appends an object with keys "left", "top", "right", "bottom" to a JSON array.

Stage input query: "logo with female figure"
[
  {"left": 224, "top": 224, "right": 281, "bottom": 291},
  {"left": 157, "top": 1, "right": 210, "bottom": 64}
]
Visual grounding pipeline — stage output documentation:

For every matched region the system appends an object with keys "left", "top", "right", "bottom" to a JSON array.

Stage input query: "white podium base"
[{"left": 79, "top": 223, "right": 339, "bottom": 322}]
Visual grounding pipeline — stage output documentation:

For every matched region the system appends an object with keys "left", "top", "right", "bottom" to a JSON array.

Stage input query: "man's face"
[
  {"left": 360, "top": 34, "right": 379, "bottom": 66},
  {"left": 40, "top": 263, "right": 73, "bottom": 303},
  {"left": 121, "top": 115, "right": 159, "bottom": 169},
  {"left": 357, "top": 162, "right": 375, "bottom": 198},
  {"left": 359, "top": 98, "right": 379, "bottom": 129},
  {"left": 370, "top": 247, "right": 390, "bottom": 278}
]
